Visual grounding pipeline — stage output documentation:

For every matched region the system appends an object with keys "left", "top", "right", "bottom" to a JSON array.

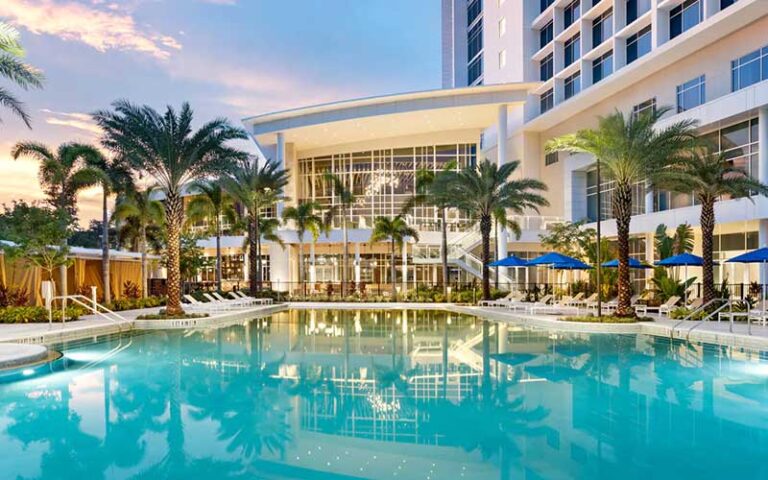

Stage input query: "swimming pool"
[{"left": 1, "top": 309, "right": 768, "bottom": 479}]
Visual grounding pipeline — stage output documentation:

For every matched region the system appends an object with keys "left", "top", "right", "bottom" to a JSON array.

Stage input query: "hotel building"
[{"left": 195, "top": 0, "right": 768, "bottom": 293}]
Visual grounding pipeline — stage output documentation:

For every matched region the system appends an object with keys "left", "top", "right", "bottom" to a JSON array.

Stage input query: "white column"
[
  {"left": 276, "top": 132, "right": 286, "bottom": 218},
  {"left": 497, "top": 105, "right": 509, "bottom": 286},
  {"left": 645, "top": 181, "right": 654, "bottom": 215}
]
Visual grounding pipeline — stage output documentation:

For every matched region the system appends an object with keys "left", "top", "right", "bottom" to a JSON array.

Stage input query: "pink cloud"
[{"left": 0, "top": 0, "right": 181, "bottom": 60}]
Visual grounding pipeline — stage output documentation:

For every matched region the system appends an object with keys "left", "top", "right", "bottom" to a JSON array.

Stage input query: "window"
[
  {"left": 592, "top": 9, "right": 613, "bottom": 48},
  {"left": 721, "top": 0, "right": 737, "bottom": 9},
  {"left": 539, "top": 21, "right": 554, "bottom": 49},
  {"left": 540, "top": 0, "right": 555, "bottom": 13},
  {"left": 587, "top": 170, "right": 647, "bottom": 221},
  {"left": 632, "top": 98, "right": 656, "bottom": 118},
  {"left": 468, "top": 55, "right": 483, "bottom": 85},
  {"left": 498, "top": 49, "right": 507, "bottom": 68},
  {"left": 626, "top": 25, "right": 652, "bottom": 64},
  {"left": 564, "top": 71, "right": 581, "bottom": 99},
  {"left": 564, "top": 34, "right": 581, "bottom": 67},
  {"left": 540, "top": 53, "right": 554, "bottom": 81},
  {"left": 592, "top": 50, "right": 613, "bottom": 83},
  {"left": 545, "top": 151, "right": 559, "bottom": 166},
  {"left": 467, "top": 0, "right": 482, "bottom": 26},
  {"left": 626, "top": 0, "right": 651, "bottom": 24},
  {"left": 731, "top": 45, "right": 768, "bottom": 92},
  {"left": 676, "top": 75, "right": 706, "bottom": 112},
  {"left": 540, "top": 88, "right": 554, "bottom": 114},
  {"left": 670, "top": 0, "right": 702, "bottom": 39},
  {"left": 468, "top": 22, "right": 483, "bottom": 62},
  {"left": 564, "top": 1, "right": 581, "bottom": 28},
  {"left": 498, "top": 17, "right": 506, "bottom": 37}
]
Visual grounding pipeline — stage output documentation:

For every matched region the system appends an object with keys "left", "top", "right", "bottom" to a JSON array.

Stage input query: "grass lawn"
[
  {"left": 561, "top": 315, "right": 652, "bottom": 324},
  {"left": 136, "top": 312, "right": 210, "bottom": 320}
]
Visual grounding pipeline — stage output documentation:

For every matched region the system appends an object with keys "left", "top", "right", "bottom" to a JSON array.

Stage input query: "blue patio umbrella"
[
  {"left": 528, "top": 252, "right": 582, "bottom": 266},
  {"left": 601, "top": 257, "right": 651, "bottom": 269},
  {"left": 727, "top": 247, "right": 768, "bottom": 309},
  {"left": 655, "top": 253, "right": 714, "bottom": 302},
  {"left": 551, "top": 260, "right": 592, "bottom": 270},
  {"left": 488, "top": 254, "right": 529, "bottom": 267}
]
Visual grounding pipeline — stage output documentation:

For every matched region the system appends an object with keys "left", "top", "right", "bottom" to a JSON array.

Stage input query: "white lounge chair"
[
  {"left": 635, "top": 296, "right": 680, "bottom": 316},
  {"left": 529, "top": 296, "right": 580, "bottom": 315},
  {"left": 202, "top": 293, "right": 245, "bottom": 309},
  {"left": 506, "top": 294, "right": 553, "bottom": 312},
  {"left": 479, "top": 291, "right": 524, "bottom": 307},
  {"left": 212, "top": 291, "right": 252, "bottom": 306},
  {"left": 234, "top": 291, "right": 274, "bottom": 305},
  {"left": 183, "top": 294, "right": 231, "bottom": 311}
]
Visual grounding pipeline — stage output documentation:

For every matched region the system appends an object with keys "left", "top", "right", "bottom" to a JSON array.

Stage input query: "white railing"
[{"left": 49, "top": 294, "right": 128, "bottom": 328}]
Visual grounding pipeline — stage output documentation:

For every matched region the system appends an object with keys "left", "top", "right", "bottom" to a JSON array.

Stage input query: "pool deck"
[{"left": 2, "top": 302, "right": 768, "bottom": 351}]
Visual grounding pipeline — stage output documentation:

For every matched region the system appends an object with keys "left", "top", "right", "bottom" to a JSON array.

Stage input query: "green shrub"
[
  {"left": 0, "top": 305, "right": 87, "bottom": 323},
  {"left": 106, "top": 296, "right": 166, "bottom": 312},
  {"left": 136, "top": 311, "right": 209, "bottom": 320},
  {"left": 561, "top": 315, "right": 650, "bottom": 324}
]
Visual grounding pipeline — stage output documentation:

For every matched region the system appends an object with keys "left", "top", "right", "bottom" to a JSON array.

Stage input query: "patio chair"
[
  {"left": 568, "top": 293, "right": 594, "bottom": 307},
  {"left": 212, "top": 291, "right": 253, "bottom": 306},
  {"left": 183, "top": 294, "right": 232, "bottom": 311},
  {"left": 203, "top": 293, "right": 245, "bottom": 308},
  {"left": 478, "top": 291, "right": 523, "bottom": 307},
  {"left": 635, "top": 296, "right": 680, "bottom": 316},
  {"left": 235, "top": 291, "right": 274, "bottom": 305},
  {"left": 529, "top": 296, "right": 580, "bottom": 315}
]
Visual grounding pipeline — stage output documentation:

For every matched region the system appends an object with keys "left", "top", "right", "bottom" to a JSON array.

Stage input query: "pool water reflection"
[{"left": 2, "top": 309, "right": 768, "bottom": 479}]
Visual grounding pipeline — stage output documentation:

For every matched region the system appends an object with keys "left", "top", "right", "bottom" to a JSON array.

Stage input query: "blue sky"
[{"left": 0, "top": 0, "right": 441, "bottom": 224}]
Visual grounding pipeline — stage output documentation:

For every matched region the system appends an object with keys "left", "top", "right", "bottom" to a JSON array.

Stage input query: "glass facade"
[
  {"left": 592, "top": 51, "right": 613, "bottom": 84},
  {"left": 592, "top": 9, "right": 613, "bottom": 49},
  {"left": 564, "top": 1, "right": 581, "bottom": 29},
  {"left": 670, "top": 0, "right": 702, "bottom": 40},
  {"left": 564, "top": 71, "right": 581, "bottom": 100},
  {"left": 539, "top": 21, "right": 553, "bottom": 50},
  {"left": 731, "top": 45, "right": 768, "bottom": 92},
  {"left": 540, "top": 0, "right": 555, "bottom": 13},
  {"left": 626, "top": 25, "right": 652, "bottom": 64},
  {"left": 626, "top": 0, "right": 651, "bottom": 24},
  {"left": 676, "top": 75, "right": 706, "bottom": 113},
  {"left": 467, "top": 1, "right": 483, "bottom": 85},
  {"left": 298, "top": 144, "right": 477, "bottom": 231},
  {"left": 586, "top": 170, "right": 646, "bottom": 222},
  {"left": 540, "top": 53, "right": 554, "bottom": 81},
  {"left": 540, "top": 88, "right": 554, "bottom": 114},
  {"left": 564, "top": 34, "right": 581, "bottom": 67}
]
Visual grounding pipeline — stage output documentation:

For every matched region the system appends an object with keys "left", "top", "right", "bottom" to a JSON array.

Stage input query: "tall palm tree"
[
  {"left": 401, "top": 164, "right": 455, "bottom": 295},
  {"left": 323, "top": 173, "right": 355, "bottom": 296},
  {"left": 547, "top": 107, "right": 697, "bottom": 316},
  {"left": 11, "top": 142, "right": 105, "bottom": 221},
  {"left": 434, "top": 160, "right": 548, "bottom": 300},
  {"left": 78, "top": 147, "right": 134, "bottom": 303},
  {"left": 222, "top": 158, "right": 288, "bottom": 294},
  {"left": 93, "top": 101, "right": 247, "bottom": 315},
  {"left": 0, "top": 22, "right": 44, "bottom": 127},
  {"left": 370, "top": 215, "right": 420, "bottom": 296},
  {"left": 661, "top": 147, "right": 768, "bottom": 303},
  {"left": 282, "top": 201, "right": 323, "bottom": 294},
  {"left": 186, "top": 181, "right": 236, "bottom": 292},
  {"left": 114, "top": 188, "right": 164, "bottom": 298}
]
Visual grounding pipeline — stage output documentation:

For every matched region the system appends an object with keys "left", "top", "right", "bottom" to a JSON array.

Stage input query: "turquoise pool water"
[{"left": 2, "top": 309, "right": 768, "bottom": 479}]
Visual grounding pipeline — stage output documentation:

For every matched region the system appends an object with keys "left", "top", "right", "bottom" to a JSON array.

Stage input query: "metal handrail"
[
  {"left": 50, "top": 294, "right": 127, "bottom": 328},
  {"left": 670, "top": 298, "right": 729, "bottom": 336},
  {"left": 685, "top": 299, "right": 741, "bottom": 340}
]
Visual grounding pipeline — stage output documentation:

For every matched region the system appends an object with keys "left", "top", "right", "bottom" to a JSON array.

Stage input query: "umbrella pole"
[{"left": 685, "top": 264, "right": 688, "bottom": 305}]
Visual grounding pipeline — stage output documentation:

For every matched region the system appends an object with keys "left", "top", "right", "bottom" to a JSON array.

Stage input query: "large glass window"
[
  {"left": 632, "top": 98, "right": 656, "bottom": 119},
  {"left": 468, "top": 55, "right": 483, "bottom": 85},
  {"left": 564, "top": 71, "right": 581, "bottom": 100},
  {"left": 731, "top": 45, "right": 768, "bottom": 92},
  {"left": 592, "top": 9, "right": 613, "bottom": 49},
  {"left": 540, "top": 88, "right": 554, "bottom": 114},
  {"left": 540, "top": 0, "right": 555, "bottom": 13},
  {"left": 564, "top": 1, "right": 581, "bottom": 28},
  {"left": 626, "top": 0, "right": 651, "bottom": 24},
  {"left": 670, "top": 0, "right": 702, "bottom": 39},
  {"left": 564, "top": 34, "right": 581, "bottom": 67},
  {"left": 626, "top": 25, "right": 652, "bottom": 64},
  {"left": 298, "top": 144, "right": 477, "bottom": 231},
  {"left": 721, "top": 0, "right": 737, "bottom": 9},
  {"left": 676, "top": 75, "right": 706, "bottom": 112},
  {"left": 592, "top": 50, "right": 613, "bottom": 83},
  {"left": 467, "top": 0, "right": 482, "bottom": 26},
  {"left": 540, "top": 53, "right": 554, "bottom": 81},
  {"left": 586, "top": 170, "right": 646, "bottom": 221},
  {"left": 539, "top": 21, "right": 554, "bottom": 49}
]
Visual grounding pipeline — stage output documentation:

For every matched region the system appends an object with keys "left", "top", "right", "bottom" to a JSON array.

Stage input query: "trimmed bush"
[
  {"left": 0, "top": 306, "right": 87, "bottom": 323},
  {"left": 561, "top": 315, "right": 652, "bottom": 324}
]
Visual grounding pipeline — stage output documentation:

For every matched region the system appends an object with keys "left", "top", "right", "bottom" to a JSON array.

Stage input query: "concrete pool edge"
[{"left": 3, "top": 302, "right": 768, "bottom": 350}]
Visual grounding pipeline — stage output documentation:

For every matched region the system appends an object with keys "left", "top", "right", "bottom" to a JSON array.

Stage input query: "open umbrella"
[
  {"left": 655, "top": 253, "right": 716, "bottom": 303},
  {"left": 601, "top": 257, "right": 651, "bottom": 269},
  {"left": 488, "top": 254, "right": 529, "bottom": 291},
  {"left": 727, "top": 247, "right": 768, "bottom": 313},
  {"left": 528, "top": 252, "right": 582, "bottom": 266}
]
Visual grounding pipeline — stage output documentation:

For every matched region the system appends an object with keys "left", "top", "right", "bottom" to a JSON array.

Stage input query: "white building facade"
[{"left": 194, "top": 0, "right": 768, "bottom": 294}]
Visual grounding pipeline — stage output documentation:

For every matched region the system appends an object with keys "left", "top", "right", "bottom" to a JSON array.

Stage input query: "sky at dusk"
[{"left": 0, "top": 0, "right": 441, "bottom": 226}]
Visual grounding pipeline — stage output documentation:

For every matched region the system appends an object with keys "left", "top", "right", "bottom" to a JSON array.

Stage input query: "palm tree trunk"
[
  {"left": 441, "top": 207, "right": 448, "bottom": 296},
  {"left": 297, "top": 233, "right": 304, "bottom": 296},
  {"left": 255, "top": 213, "right": 263, "bottom": 292},
  {"left": 215, "top": 217, "right": 222, "bottom": 292},
  {"left": 342, "top": 207, "right": 349, "bottom": 296},
  {"left": 248, "top": 213, "right": 258, "bottom": 296},
  {"left": 480, "top": 214, "right": 492, "bottom": 301},
  {"left": 701, "top": 197, "right": 716, "bottom": 304},
  {"left": 140, "top": 225, "right": 148, "bottom": 299},
  {"left": 102, "top": 188, "right": 111, "bottom": 304},
  {"left": 613, "top": 182, "right": 633, "bottom": 316},
  {"left": 391, "top": 238, "right": 397, "bottom": 297},
  {"left": 165, "top": 193, "right": 185, "bottom": 316}
]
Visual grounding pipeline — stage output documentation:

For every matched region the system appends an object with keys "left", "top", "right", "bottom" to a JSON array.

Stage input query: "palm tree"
[
  {"left": 323, "top": 173, "right": 355, "bottom": 296},
  {"left": 0, "top": 22, "right": 44, "bottom": 127},
  {"left": 401, "top": 165, "right": 455, "bottom": 295},
  {"left": 547, "top": 107, "right": 698, "bottom": 316},
  {"left": 186, "top": 181, "right": 236, "bottom": 292},
  {"left": 370, "top": 216, "right": 420, "bottom": 296},
  {"left": 661, "top": 147, "right": 768, "bottom": 303},
  {"left": 114, "top": 188, "right": 164, "bottom": 298},
  {"left": 282, "top": 201, "right": 323, "bottom": 295},
  {"left": 434, "top": 160, "right": 548, "bottom": 300},
  {"left": 11, "top": 142, "right": 105, "bottom": 221},
  {"left": 222, "top": 158, "right": 288, "bottom": 294},
  {"left": 78, "top": 147, "right": 134, "bottom": 303},
  {"left": 93, "top": 101, "right": 247, "bottom": 315}
]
